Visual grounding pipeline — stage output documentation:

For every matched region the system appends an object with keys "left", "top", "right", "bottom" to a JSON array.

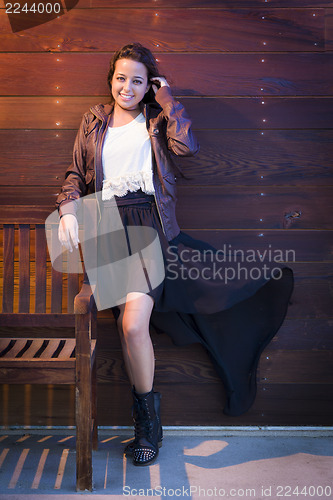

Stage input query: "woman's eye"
[{"left": 133, "top": 80, "right": 142, "bottom": 85}]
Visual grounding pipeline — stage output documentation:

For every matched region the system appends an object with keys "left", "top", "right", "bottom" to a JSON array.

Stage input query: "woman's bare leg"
[
  {"left": 118, "top": 292, "right": 155, "bottom": 394},
  {"left": 116, "top": 303, "right": 134, "bottom": 386}
]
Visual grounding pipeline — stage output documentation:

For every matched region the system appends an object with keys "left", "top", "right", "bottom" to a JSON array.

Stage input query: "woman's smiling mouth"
[{"left": 120, "top": 93, "right": 134, "bottom": 101}]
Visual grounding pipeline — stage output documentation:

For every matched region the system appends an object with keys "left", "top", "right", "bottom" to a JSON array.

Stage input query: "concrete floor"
[{"left": 0, "top": 427, "right": 332, "bottom": 499}]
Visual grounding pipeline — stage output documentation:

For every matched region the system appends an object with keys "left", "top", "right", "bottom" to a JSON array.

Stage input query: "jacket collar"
[
  {"left": 90, "top": 99, "right": 162, "bottom": 124},
  {"left": 89, "top": 102, "right": 114, "bottom": 122}
]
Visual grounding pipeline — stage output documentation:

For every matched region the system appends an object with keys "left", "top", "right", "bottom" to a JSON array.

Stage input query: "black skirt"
[{"left": 99, "top": 189, "right": 294, "bottom": 417}]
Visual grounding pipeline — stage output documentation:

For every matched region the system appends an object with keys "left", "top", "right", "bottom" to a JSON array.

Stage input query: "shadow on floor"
[{"left": 0, "top": 429, "right": 332, "bottom": 498}]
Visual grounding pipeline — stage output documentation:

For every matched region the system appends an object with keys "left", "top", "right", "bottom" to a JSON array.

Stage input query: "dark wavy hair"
[{"left": 107, "top": 42, "right": 165, "bottom": 104}]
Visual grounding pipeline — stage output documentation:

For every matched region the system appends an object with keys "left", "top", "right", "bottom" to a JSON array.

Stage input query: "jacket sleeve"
[
  {"left": 154, "top": 86, "right": 199, "bottom": 157},
  {"left": 55, "top": 114, "right": 90, "bottom": 217}
]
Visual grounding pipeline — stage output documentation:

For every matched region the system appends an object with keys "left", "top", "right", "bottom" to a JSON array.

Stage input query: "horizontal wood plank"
[
  {"left": 264, "top": 319, "right": 333, "bottom": 351},
  {"left": 185, "top": 230, "right": 333, "bottom": 264},
  {"left": 325, "top": 8, "right": 333, "bottom": 50},
  {"left": 1, "top": 130, "right": 333, "bottom": 187},
  {"left": 151, "top": 317, "right": 333, "bottom": 351},
  {"left": 1, "top": 53, "right": 332, "bottom": 96},
  {"left": 0, "top": 9, "right": 325, "bottom": 52},
  {"left": 63, "top": 380, "right": 333, "bottom": 425},
  {"left": 97, "top": 315, "right": 333, "bottom": 352},
  {"left": 0, "top": 367, "right": 75, "bottom": 384},
  {"left": 0, "top": 313, "right": 75, "bottom": 327},
  {"left": 1, "top": 273, "right": 332, "bottom": 320},
  {"left": 1, "top": 224, "right": 332, "bottom": 264},
  {"left": 2, "top": 315, "right": 332, "bottom": 351},
  {"left": 73, "top": 0, "right": 333, "bottom": 7},
  {"left": 259, "top": 350, "right": 333, "bottom": 384},
  {"left": 95, "top": 348, "right": 333, "bottom": 386},
  {"left": 188, "top": 97, "right": 333, "bottom": 130},
  {"left": 1, "top": 97, "right": 332, "bottom": 130},
  {"left": 1, "top": 381, "right": 331, "bottom": 426},
  {"left": 1, "top": 186, "right": 332, "bottom": 229},
  {"left": 175, "top": 186, "right": 333, "bottom": 230}
]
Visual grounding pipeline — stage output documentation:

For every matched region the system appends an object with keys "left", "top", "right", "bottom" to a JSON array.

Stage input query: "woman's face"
[{"left": 111, "top": 58, "right": 150, "bottom": 111}]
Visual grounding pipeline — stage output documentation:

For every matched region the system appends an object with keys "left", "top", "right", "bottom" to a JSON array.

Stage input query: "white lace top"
[{"left": 101, "top": 113, "right": 155, "bottom": 200}]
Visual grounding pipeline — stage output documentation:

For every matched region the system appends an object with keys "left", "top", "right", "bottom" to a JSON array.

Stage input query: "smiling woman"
[
  {"left": 55, "top": 42, "right": 293, "bottom": 469},
  {"left": 110, "top": 59, "right": 151, "bottom": 124},
  {"left": 109, "top": 59, "right": 169, "bottom": 127}
]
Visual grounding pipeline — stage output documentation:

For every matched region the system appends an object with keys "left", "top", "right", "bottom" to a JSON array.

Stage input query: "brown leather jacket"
[{"left": 55, "top": 86, "right": 199, "bottom": 241}]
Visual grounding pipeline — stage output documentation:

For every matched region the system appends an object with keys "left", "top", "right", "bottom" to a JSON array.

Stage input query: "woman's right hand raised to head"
[
  {"left": 58, "top": 213, "right": 79, "bottom": 252},
  {"left": 150, "top": 77, "right": 170, "bottom": 94}
]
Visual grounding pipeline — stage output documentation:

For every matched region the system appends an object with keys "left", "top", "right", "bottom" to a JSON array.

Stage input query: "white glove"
[{"left": 58, "top": 214, "right": 79, "bottom": 252}]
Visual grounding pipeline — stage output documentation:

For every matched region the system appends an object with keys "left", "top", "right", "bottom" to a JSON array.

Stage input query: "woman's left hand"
[{"left": 150, "top": 77, "right": 170, "bottom": 94}]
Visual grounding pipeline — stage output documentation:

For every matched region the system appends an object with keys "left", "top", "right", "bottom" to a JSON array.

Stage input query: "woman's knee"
[{"left": 122, "top": 317, "right": 149, "bottom": 345}]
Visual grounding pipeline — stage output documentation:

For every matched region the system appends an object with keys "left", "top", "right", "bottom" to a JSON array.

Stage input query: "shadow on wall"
[{"left": 6, "top": 0, "right": 79, "bottom": 33}]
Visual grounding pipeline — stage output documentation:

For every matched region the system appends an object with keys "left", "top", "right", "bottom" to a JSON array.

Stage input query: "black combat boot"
[
  {"left": 125, "top": 387, "right": 162, "bottom": 466},
  {"left": 124, "top": 389, "right": 163, "bottom": 457}
]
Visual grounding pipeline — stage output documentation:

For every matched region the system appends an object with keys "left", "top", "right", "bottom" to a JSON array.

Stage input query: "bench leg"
[
  {"left": 92, "top": 356, "right": 98, "bottom": 451},
  {"left": 75, "top": 311, "right": 93, "bottom": 492}
]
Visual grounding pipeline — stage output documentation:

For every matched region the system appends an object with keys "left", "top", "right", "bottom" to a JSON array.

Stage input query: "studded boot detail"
[
  {"left": 124, "top": 389, "right": 163, "bottom": 457},
  {"left": 127, "top": 387, "right": 161, "bottom": 466}
]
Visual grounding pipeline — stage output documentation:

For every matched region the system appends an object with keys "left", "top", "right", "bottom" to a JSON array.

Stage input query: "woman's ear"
[{"left": 145, "top": 82, "right": 151, "bottom": 94}]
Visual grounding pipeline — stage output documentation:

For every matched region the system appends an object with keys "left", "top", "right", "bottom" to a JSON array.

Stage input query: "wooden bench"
[{"left": 0, "top": 221, "right": 98, "bottom": 491}]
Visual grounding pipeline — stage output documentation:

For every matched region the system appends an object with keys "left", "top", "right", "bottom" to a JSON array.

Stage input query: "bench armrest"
[{"left": 74, "top": 283, "right": 96, "bottom": 315}]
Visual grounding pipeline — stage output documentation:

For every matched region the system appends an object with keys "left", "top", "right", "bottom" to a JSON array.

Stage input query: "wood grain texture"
[
  {"left": 0, "top": 130, "right": 76, "bottom": 185},
  {"left": 325, "top": 8, "right": 333, "bottom": 50},
  {"left": 95, "top": 349, "right": 333, "bottom": 385},
  {"left": 2, "top": 225, "right": 15, "bottom": 313},
  {"left": 175, "top": 186, "right": 333, "bottom": 230},
  {"left": 1, "top": 53, "right": 333, "bottom": 96},
  {"left": 1, "top": 97, "right": 332, "bottom": 129},
  {"left": 1, "top": 0, "right": 332, "bottom": 429},
  {"left": 2, "top": 185, "right": 333, "bottom": 229},
  {"left": 73, "top": 0, "right": 333, "bottom": 7},
  {"left": 98, "top": 315, "right": 333, "bottom": 351},
  {"left": 18, "top": 225, "right": 30, "bottom": 313},
  {"left": 50, "top": 225, "right": 63, "bottom": 314},
  {"left": 0, "top": 9, "right": 325, "bottom": 52},
  {"left": 260, "top": 350, "right": 333, "bottom": 384},
  {"left": 185, "top": 230, "right": 333, "bottom": 264},
  {"left": 35, "top": 225, "right": 47, "bottom": 313},
  {"left": 1, "top": 130, "right": 333, "bottom": 187},
  {"left": 176, "top": 129, "right": 333, "bottom": 186},
  {"left": 0, "top": 313, "right": 75, "bottom": 327},
  {"left": 1, "top": 382, "right": 331, "bottom": 426},
  {"left": 1, "top": 224, "right": 332, "bottom": 264},
  {"left": 0, "top": 367, "right": 75, "bottom": 384},
  {"left": 1, "top": 263, "right": 332, "bottom": 320}
]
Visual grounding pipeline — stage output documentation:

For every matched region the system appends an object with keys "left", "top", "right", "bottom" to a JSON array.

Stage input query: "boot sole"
[
  {"left": 133, "top": 449, "right": 159, "bottom": 467},
  {"left": 124, "top": 440, "right": 162, "bottom": 457}
]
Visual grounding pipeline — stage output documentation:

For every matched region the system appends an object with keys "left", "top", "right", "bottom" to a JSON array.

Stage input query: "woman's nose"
[{"left": 123, "top": 79, "right": 132, "bottom": 92}]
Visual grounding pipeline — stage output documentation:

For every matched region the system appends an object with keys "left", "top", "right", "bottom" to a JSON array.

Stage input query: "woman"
[{"left": 57, "top": 42, "right": 294, "bottom": 467}]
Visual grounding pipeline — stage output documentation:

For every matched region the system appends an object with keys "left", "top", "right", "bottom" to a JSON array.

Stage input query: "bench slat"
[
  {"left": 0, "top": 339, "right": 28, "bottom": 358},
  {"left": 35, "top": 224, "right": 47, "bottom": 313},
  {"left": 18, "top": 225, "right": 30, "bottom": 313},
  {"left": 50, "top": 224, "right": 63, "bottom": 313},
  {"left": 38, "top": 339, "right": 64, "bottom": 359},
  {"left": 67, "top": 251, "right": 80, "bottom": 314},
  {"left": 2, "top": 225, "right": 15, "bottom": 313},
  {"left": 20, "top": 339, "right": 45, "bottom": 358},
  {"left": 57, "top": 339, "right": 76, "bottom": 359},
  {"left": 0, "top": 339, "right": 96, "bottom": 362},
  {"left": 0, "top": 338, "right": 13, "bottom": 354}
]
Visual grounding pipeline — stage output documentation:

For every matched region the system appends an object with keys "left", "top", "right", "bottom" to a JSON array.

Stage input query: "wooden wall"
[{"left": 1, "top": 0, "right": 333, "bottom": 426}]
